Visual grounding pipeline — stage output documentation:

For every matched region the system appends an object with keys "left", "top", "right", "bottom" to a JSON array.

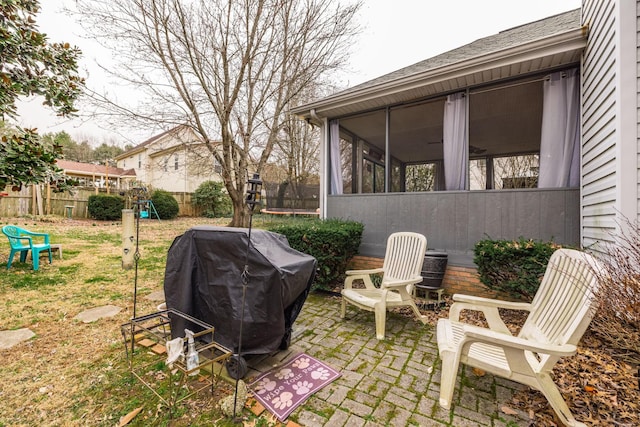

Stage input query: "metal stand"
[
  {"left": 120, "top": 310, "right": 232, "bottom": 417},
  {"left": 232, "top": 173, "right": 262, "bottom": 422}
]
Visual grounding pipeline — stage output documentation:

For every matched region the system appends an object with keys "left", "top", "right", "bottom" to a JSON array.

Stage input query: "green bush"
[
  {"left": 473, "top": 237, "right": 561, "bottom": 300},
  {"left": 87, "top": 194, "right": 125, "bottom": 221},
  {"left": 268, "top": 218, "right": 364, "bottom": 291},
  {"left": 151, "top": 190, "right": 179, "bottom": 219},
  {"left": 193, "top": 180, "right": 232, "bottom": 217}
]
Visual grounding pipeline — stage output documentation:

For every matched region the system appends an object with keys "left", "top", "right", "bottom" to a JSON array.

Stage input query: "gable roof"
[
  {"left": 114, "top": 124, "right": 200, "bottom": 160},
  {"left": 292, "top": 9, "right": 585, "bottom": 121},
  {"left": 56, "top": 159, "right": 135, "bottom": 178}
]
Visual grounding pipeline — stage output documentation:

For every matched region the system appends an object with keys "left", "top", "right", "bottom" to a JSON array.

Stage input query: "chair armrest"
[
  {"left": 452, "top": 294, "right": 532, "bottom": 311},
  {"left": 382, "top": 276, "right": 423, "bottom": 290},
  {"left": 11, "top": 236, "right": 33, "bottom": 244},
  {"left": 345, "top": 268, "right": 384, "bottom": 276},
  {"left": 449, "top": 295, "right": 531, "bottom": 334},
  {"left": 25, "top": 231, "right": 50, "bottom": 244},
  {"left": 25, "top": 231, "right": 47, "bottom": 236},
  {"left": 460, "top": 323, "right": 577, "bottom": 356},
  {"left": 344, "top": 268, "right": 384, "bottom": 290}
]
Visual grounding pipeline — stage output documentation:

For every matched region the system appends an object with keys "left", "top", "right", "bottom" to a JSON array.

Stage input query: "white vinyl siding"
[
  {"left": 582, "top": 0, "right": 640, "bottom": 246},
  {"left": 114, "top": 126, "right": 224, "bottom": 194},
  {"left": 581, "top": 0, "right": 618, "bottom": 248}
]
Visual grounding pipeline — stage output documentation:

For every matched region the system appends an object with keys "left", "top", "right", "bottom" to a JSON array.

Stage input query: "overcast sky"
[{"left": 15, "top": 0, "right": 581, "bottom": 144}]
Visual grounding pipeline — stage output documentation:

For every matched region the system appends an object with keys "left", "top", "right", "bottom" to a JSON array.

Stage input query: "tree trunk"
[{"left": 231, "top": 199, "right": 249, "bottom": 227}]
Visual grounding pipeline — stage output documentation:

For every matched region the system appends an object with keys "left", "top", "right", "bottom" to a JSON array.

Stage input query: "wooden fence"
[{"left": 0, "top": 185, "right": 199, "bottom": 218}]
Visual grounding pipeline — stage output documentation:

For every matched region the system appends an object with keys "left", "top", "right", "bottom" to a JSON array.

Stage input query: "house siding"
[
  {"left": 582, "top": 0, "right": 619, "bottom": 247},
  {"left": 115, "top": 126, "right": 222, "bottom": 194},
  {"left": 618, "top": 0, "right": 640, "bottom": 229},
  {"left": 582, "top": 0, "right": 640, "bottom": 245}
]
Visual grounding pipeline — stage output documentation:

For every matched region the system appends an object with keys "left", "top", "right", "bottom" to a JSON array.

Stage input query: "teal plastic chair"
[{"left": 2, "top": 225, "right": 52, "bottom": 270}]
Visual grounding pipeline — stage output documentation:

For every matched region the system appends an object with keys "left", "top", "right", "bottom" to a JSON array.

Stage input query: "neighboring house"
[
  {"left": 114, "top": 125, "right": 223, "bottom": 194},
  {"left": 292, "top": 2, "right": 638, "bottom": 275},
  {"left": 57, "top": 159, "right": 136, "bottom": 191}
]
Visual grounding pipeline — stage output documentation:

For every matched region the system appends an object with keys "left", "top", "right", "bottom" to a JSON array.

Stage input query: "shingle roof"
[
  {"left": 56, "top": 159, "right": 133, "bottom": 177},
  {"left": 114, "top": 124, "right": 190, "bottom": 159},
  {"left": 338, "top": 9, "right": 581, "bottom": 97}
]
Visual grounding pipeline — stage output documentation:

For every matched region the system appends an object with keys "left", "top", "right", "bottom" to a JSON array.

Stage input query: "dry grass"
[{"left": 0, "top": 216, "right": 233, "bottom": 426}]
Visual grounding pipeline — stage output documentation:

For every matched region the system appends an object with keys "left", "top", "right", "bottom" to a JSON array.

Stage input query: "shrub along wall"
[
  {"left": 268, "top": 218, "right": 364, "bottom": 291},
  {"left": 87, "top": 194, "right": 125, "bottom": 221},
  {"left": 473, "top": 237, "right": 562, "bottom": 301}
]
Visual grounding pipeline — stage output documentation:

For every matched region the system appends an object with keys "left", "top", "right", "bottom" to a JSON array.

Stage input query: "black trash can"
[{"left": 419, "top": 251, "right": 448, "bottom": 289}]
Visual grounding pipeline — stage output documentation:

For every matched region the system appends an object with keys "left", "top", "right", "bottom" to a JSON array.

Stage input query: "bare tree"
[{"left": 73, "top": 0, "right": 361, "bottom": 225}]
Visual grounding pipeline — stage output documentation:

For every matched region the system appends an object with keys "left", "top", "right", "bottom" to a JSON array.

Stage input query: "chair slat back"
[
  {"left": 382, "top": 232, "right": 427, "bottom": 283},
  {"left": 520, "top": 249, "right": 602, "bottom": 347},
  {"left": 2, "top": 225, "right": 24, "bottom": 248}
]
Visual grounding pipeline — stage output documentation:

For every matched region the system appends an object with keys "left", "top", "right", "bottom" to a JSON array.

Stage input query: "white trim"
[
  {"left": 616, "top": 0, "right": 638, "bottom": 225},
  {"left": 317, "top": 114, "right": 328, "bottom": 218}
]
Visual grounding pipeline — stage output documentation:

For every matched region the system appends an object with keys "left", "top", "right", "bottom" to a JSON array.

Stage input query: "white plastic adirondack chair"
[
  {"left": 437, "top": 248, "right": 603, "bottom": 427},
  {"left": 341, "top": 232, "right": 428, "bottom": 340}
]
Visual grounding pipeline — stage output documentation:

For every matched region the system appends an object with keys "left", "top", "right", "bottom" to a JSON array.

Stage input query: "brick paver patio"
[{"left": 279, "top": 292, "right": 531, "bottom": 426}]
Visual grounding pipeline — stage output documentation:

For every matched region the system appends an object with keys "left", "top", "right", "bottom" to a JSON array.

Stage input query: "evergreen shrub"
[
  {"left": 87, "top": 194, "right": 125, "bottom": 221},
  {"left": 268, "top": 218, "right": 364, "bottom": 291},
  {"left": 192, "top": 180, "right": 232, "bottom": 217},
  {"left": 151, "top": 190, "right": 179, "bottom": 219},
  {"left": 473, "top": 237, "right": 561, "bottom": 300}
]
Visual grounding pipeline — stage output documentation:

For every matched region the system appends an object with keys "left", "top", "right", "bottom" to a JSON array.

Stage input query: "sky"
[{"left": 14, "top": 0, "right": 581, "bottom": 144}]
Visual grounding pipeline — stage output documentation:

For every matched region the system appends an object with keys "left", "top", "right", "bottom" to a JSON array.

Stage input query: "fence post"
[{"left": 122, "top": 209, "right": 135, "bottom": 269}]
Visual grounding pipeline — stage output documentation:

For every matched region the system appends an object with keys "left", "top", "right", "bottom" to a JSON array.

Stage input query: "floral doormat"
[{"left": 248, "top": 353, "right": 341, "bottom": 422}]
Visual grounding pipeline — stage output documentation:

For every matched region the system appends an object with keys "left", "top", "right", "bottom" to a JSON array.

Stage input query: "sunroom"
[{"left": 292, "top": 9, "right": 586, "bottom": 266}]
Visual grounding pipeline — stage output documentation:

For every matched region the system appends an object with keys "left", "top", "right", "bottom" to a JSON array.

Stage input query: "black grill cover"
[{"left": 163, "top": 226, "right": 316, "bottom": 355}]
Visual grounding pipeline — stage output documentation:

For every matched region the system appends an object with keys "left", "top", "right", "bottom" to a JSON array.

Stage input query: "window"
[
  {"left": 328, "top": 70, "right": 572, "bottom": 194},
  {"left": 138, "top": 155, "right": 141, "bottom": 169},
  {"left": 469, "top": 155, "right": 540, "bottom": 190},
  {"left": 213, "top": 158, "right": 223, "bottom": 175},
  {"left": 469, "top": 159, "right": 487, "bottom": 190},
  {"left": 406, "top": 163, "right": 438, "bottom": 192},
  {"left": 174, "top": 155, "right": 179, "bottom": 170},
  {"left": 468, "top": 78, "right": 543, "bottom": 190},
  {"left": 163, "top": 158, "right": 168, "bottom": 172},
  {"left": 493, "top": 154, "right": 539, "bottom": 189},
  {"left": 362, "top": 144, "right": 384, "bottom": 193}
]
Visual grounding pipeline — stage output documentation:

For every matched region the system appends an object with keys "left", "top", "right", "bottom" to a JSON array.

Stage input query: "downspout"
[
  {"left": 310, "top": 109, "right": 328, "bottom": 219},
  {"left": 310, "top": 108, "right": 321, "bottom": 126}
]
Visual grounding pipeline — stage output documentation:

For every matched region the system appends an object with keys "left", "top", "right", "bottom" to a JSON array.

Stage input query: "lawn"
[{"left": 0, "top": 216, "right": 241, "bottom": 426}]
